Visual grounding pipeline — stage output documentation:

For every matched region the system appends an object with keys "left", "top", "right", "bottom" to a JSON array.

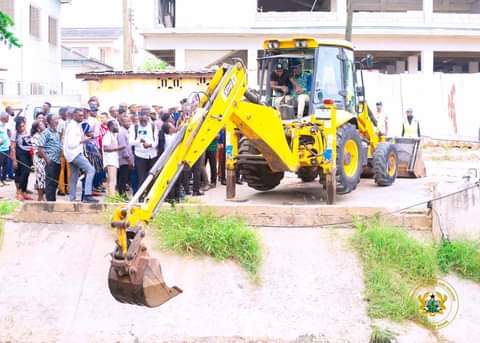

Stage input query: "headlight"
[
  {"left": 295, "top": 40, "right": 308, "bottom": 48},
  {"left": 268, "top": 40, "right": 280, "bottom": 49}
]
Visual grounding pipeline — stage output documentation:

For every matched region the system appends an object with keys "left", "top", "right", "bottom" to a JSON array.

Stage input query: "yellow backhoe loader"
[{"left": 108, "top": 38, "right": 400, "bottom": 307}]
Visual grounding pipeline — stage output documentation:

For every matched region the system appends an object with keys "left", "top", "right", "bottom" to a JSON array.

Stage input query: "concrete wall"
[
  {"left": 0, "top": 0, "right": 62, "bottom": 96},
  {"left": 83, "top": 77, "right": 210, "bottom": 109},
  {"left": 174, "top": 0, "right": 257, "bottom": 29},
  {"left": 363, "top": 72, "right": 480, "bottom": 140},
  {"left": 432, "top": 178, "right": 480, "bottom": 241}
]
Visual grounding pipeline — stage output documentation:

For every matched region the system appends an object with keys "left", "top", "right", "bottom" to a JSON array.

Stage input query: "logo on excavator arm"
[{"left": 222, "top": 75, "right": 236, "bottom": 101}]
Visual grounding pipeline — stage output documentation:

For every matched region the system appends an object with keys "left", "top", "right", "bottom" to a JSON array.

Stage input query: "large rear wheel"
[
  {"left": 238, "top": 137, "right": 284, "bottom": 191},
  {"left": 336, "top": 124, "right": 363, "bottom": 194}
]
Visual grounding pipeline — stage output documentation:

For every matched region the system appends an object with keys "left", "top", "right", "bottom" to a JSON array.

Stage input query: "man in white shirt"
[
  {"left": 64, "top": 108, "right": 98, "bottom": 203},
  {"left": 129, "top": 111, "right": 158, "bottom": 187},
  {"left": 102, "top": 120, "right": 124, "bottom": 196},
  {"left": 375, "top": 101, "right": 388, "bottom": 136}
]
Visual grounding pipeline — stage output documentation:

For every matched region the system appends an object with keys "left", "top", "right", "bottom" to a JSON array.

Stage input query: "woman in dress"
[
  {"left": 31, "top": 120, "right": 47, "bottom": 201},
  {"left": 10, "top": 117, "right": 33, "bottom": 201}
]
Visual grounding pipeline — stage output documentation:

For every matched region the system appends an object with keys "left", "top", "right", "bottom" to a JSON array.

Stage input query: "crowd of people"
[{"left": 0, "top": 97, "right": 235, "bottom": 203}]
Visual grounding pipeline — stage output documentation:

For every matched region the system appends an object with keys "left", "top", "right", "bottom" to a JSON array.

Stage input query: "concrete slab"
[{"left": 0, "top": 222, "right": 371, "bottom": 343}]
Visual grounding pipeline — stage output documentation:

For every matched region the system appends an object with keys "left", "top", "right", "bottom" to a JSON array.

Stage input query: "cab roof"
[{"left": 263, "top": 38, "right": 353, "bottom": 50}]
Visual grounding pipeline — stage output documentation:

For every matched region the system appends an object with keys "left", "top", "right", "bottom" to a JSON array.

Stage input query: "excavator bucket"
[
  {"left": 391, "top": 137, "right": 426, "bottom": 178},
  {"left": 108, "top": 252, "right": 182, "bottom": 307}
]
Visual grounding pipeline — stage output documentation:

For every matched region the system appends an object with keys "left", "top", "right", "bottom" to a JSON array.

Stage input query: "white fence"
[{"left": 363, "top": 72, "right": 480, "bottom": 141}]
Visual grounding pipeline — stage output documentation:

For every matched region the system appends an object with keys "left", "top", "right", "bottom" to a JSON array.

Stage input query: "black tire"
[
  {"left": 297, "top": 167, "right": 318, "bottom": 182},
  {"left": 336, "top": 124, "right": 363, "bottom": 194},
  {"left": 238, "top": 137, "right": 284, "bottom": 191},
  {"left": 373, "top": 142, "right": 398, "bottom": 186}
]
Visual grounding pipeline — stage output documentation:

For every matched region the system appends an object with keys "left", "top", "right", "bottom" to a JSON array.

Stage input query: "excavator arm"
[{"left": 108, "top": 62, "right": 297, "bottom": 307}]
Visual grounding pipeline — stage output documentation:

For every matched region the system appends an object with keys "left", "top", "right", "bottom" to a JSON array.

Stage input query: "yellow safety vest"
[{"left": 403, "top": 118, "right": 419, "bottom": 138}]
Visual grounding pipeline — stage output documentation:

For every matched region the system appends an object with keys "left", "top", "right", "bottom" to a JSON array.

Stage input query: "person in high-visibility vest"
[{"left": 401, "top": 108, "right": 421, "bottom": 138}]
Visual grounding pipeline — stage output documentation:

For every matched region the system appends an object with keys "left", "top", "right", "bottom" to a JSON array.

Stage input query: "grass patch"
[
  {"left": 152, "top": 209, "right": 262, "bottom": 277},
  {"left": 352, "top": 219, "right": 437, "bottom": 322},
  {"left": 0, "top": 200, "right": 20, "bottom": 248},
  {"left": 437, "top": 240, "right": 480, "bottom": 282},
  {"left": 104, "top": 193, "right": 128, "bottom": 203},
  {"left": 369, "top": 326, "right": 398, "bottom": 343}
]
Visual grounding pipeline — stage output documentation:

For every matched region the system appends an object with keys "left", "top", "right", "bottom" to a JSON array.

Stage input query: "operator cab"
[{"left": 259, "top": 38, "right": 358, "bottom": 120}]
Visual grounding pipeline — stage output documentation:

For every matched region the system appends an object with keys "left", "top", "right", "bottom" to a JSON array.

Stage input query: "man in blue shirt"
[
  {"left": 0, "top": 113, "right": 11, "bottom": 187},
  {"left": 39, "top": 114, "right": 62, "bottom": 201},
  {"left": 291, "top": 63, "right": 312, "bottom": 118}
]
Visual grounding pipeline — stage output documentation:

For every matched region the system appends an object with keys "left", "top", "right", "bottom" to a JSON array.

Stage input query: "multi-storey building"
[
  {"left": 138, "top": 0, "right": 480, "bottom": 86},
  {"left": 0, "top": 0, "right": 67, "bottom": 98}
]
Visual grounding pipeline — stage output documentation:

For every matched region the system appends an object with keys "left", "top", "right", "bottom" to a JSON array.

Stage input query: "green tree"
[
  {"left": 142, "top": 58, "right": 168, "bottom": 72},
  {"left": 0, "top": 11, "right": 21, "bottom": 48}
]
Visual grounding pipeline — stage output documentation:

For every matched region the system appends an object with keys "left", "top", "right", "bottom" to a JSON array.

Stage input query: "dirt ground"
[
  {"left": 0, "top": 146, "right": 479, "bottom": 342},
  {"left": 0, "top": 223, "right": 371, "bottom": 343}
]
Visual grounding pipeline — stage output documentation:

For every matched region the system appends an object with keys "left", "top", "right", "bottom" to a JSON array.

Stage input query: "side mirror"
[
  {"left": 356, "top": 86, "right": 364, "bottom": 97},
  {"left": 316, "top": 90, "right": 324, "bottom": 102}
]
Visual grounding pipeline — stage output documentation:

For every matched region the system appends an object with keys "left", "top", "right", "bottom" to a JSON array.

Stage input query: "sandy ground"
[{"left": 0, "top": 223, "right": 371, "bottom": 343}]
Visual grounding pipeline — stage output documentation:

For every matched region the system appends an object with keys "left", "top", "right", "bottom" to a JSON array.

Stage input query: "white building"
[
  {"left": 136, "top": 0, "right": 480, "bottom": 87},
  {"left": 0, "top": 0, "right": 66, "bottom": 100},
  {"left": 60, "top": 0, "right": 154, "bottom": 71}
]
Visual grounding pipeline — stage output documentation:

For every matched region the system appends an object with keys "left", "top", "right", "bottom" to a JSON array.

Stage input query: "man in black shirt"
[{"left": 270, "top": 63, "right": 295, "bottom": 109}]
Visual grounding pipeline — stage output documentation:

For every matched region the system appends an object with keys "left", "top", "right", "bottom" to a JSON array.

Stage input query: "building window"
[
  {"left": 434, "top": 0, "right": 480, "bottom": 13},
  {"left": 100, "top": 47, "right": 107, "bottom": 63},
  {"left": 257, "top": 0, "right": 331, "bottom": 12},
  {"left": 48, "top": 16, "right": 58, "bottom": 45},
  {"left": 352, "top": 0, "right": 422, "bottom": 12},
  {"left": 158, "top": 0, "right": 175, "bottom": 27},
  {"left": 0, "top": 0, "right": 14, "bottom": 17},
  {"left": 29, "top": 5, "right": 41, "bottom": 38},
  {"left": 30, "top": 82, "right": 44, "bottom": 95}
]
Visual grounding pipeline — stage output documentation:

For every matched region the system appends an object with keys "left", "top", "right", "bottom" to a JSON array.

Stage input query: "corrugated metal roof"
[
  {"left": 76, "top": 69, "right": 216, "bottom": 80},
  {"left": 62, "top": 46, "right": 114, "bottom": 70},
  {"left": 62, "top": 27, "right": 123, "bottom": 40}
]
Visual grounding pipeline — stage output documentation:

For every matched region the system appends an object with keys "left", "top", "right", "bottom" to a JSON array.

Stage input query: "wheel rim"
[
  {"left": 343, "top": 139, "right": 359, "bottom": 178},
  {"left": 388, "top": 152, "right": 397, "bottom": 177}
]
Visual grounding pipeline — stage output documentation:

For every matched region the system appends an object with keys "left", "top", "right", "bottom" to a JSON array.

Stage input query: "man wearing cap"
[
  {"left": 375, "top": 101, "right": 388, "bottom": 136},
  {"left": 402, "top": 108, "right": 421, "bottom": 138},
  {"left": 291, "top": 63, "right": 312, "bottom": 118},
  {"left": 270, "top": 63, "right": 294, "bottom": 109}
]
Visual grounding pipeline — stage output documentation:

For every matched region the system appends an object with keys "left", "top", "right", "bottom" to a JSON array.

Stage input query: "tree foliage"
[
  {"left": 0, "top": 11, "right": 21, "bottom": 48},
  {"left": 142, "top": 58, "right": 168, "bottom": 71}
]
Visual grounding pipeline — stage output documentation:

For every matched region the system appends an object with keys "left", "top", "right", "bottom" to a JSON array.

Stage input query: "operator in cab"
[
  {"left": 270, "top": 63, "right": 294, "bottom": 109},
  {"left": 290, "top": 63, "right": 312, "bottom": 118}
]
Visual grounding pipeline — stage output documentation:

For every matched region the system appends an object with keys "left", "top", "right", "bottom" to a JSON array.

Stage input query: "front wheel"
[
  {"left": 336, "top": 124, "right": 363, "bottom": 194},
  {"left": 373, "top": 143, "right": 398, "bottom": 186}
]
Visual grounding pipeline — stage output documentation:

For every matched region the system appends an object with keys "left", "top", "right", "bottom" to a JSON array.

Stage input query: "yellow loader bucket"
[
  {"left": 108, "top": 229, "right": 182, "bottom": 307},
  {"left": 391, "top": 137, "right": 426, "bottom": 178}
]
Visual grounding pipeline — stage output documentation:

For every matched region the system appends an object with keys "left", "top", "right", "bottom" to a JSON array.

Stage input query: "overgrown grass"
[
  {"left": 152, "top": 209, "right": 262, "bottom": 277},
  {"left": 104, "top": 193, "right": 128, "bottom": 203},
  {"left": 437, "top": 240, "right": 480, "bottom": 282},
  {"left": 353, "top": 218, "right": 480, "bottom": 328},
  {"left": 369, "top": 326, "right": 398, "bottom": 343},
  {"left": 0, "top": 201, "right": 20, "bottom": 247},
  {"left": 352, "top": 219, "right": 437, "bottom": 323}
]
